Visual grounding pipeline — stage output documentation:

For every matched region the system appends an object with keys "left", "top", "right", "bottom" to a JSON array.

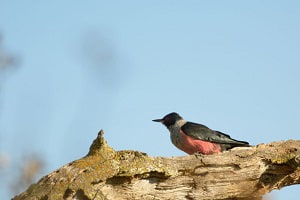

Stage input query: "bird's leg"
[{"left": 193, "top": 152, "right": 204, "bottom": 159}]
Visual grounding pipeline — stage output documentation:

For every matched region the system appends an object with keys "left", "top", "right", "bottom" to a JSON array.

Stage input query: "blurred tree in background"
[
  {"left": 0, "top": 34, "right": 18, "bottom": 85},
  {"left": 0, "top": 29, "right": 130, "bottom": 198},
  {"left": 0, "top": 34, "right": 44, "bottom": 197}
]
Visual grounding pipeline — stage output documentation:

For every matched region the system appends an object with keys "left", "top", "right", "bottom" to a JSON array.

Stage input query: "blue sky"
[{"left": 1, "top": 1, "right": 300, "bottom": 199}]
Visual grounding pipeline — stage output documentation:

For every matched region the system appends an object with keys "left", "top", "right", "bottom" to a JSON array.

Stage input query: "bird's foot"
[{"left": 193, "top": 152, "right": 204, "bottom": 158}]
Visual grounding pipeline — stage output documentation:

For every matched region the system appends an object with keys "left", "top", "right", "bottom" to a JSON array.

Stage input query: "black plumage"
[{"left": 181, "top": 122, "right": 250, "bottom": 150}]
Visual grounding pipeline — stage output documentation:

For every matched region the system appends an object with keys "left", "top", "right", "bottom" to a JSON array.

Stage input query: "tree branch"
[{"left": 13, "top": 130, "right": 300, "bottom": 200}]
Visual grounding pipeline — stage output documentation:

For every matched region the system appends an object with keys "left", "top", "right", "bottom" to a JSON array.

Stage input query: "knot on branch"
[{"left": 87, "top": 129, "right": 115, "bottom": 157}]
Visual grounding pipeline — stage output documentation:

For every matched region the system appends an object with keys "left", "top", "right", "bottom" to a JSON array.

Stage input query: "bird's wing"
[{"left": 181, "top": 122, "right": 249, "bottom": 145}]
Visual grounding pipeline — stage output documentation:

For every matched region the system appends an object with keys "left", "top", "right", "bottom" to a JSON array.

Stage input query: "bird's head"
[{"left": 152, "top": 112, "right": 183, "bottom": 127}]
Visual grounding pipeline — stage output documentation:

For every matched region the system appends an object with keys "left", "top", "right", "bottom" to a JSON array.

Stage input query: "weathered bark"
[{"left": 13, "top": 130, "right": 300, "bottom": 200}]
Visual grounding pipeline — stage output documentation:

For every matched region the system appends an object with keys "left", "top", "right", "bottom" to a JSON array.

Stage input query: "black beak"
[{"left": 152, "top": 119, "right": 163, "bottom": 122}]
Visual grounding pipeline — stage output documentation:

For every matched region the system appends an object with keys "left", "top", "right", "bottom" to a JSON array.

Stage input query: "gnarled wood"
[{"left": 13, "top": 130, "right": 300, "bottom": 200}]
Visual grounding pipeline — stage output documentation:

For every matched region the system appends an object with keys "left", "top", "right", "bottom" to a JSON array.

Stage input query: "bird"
[{"left": 153, "top": 112, "right": 250, "bottom": 155}]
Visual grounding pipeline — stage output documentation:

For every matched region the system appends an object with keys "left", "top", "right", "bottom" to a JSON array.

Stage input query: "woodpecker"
[{"left": 153, "top": 112, "right": 250, "bottom": 155}]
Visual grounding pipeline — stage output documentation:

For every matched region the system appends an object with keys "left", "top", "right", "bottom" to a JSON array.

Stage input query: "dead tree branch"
[{"left": 13, "top": 130, "right": 300, "bottom": 200}]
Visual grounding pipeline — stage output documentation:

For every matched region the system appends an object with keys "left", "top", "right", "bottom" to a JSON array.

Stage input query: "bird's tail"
[
  {"left": 215, "top": 131, "right": 251, "bottom": 150},
  {"left": 230, "top": 139, "right": 250, "bottom": 147},
  {"left": 220, "top": 141, "right": 250, "bottom": 151}
]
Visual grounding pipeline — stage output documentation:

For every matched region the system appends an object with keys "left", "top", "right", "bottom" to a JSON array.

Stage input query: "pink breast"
[{"left": 178, "top": 130, "right": 221, "bottom": 155}]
